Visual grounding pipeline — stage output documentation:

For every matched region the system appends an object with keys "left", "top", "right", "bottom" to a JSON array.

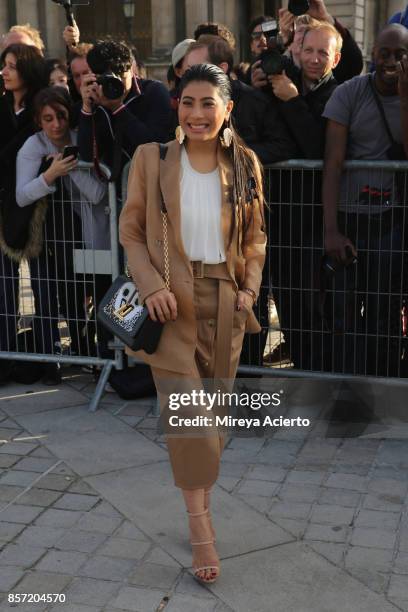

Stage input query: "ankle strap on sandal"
[{"left": 187, "top": 509, "right": 209, "bottom": 517}]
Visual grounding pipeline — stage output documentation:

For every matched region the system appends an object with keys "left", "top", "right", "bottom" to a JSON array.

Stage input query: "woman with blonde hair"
[{"left": 119, "top": 63, "right": 266, "bottom": 584}]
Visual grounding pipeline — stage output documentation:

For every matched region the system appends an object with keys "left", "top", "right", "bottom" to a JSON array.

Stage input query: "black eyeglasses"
[{"left": 251, "top": 31, "right": 266, "bottom": 40}]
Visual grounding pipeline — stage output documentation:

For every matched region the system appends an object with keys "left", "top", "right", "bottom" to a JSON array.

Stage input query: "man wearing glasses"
[{"left": 248, "top": 15, "right": 274, "bottom": 59}]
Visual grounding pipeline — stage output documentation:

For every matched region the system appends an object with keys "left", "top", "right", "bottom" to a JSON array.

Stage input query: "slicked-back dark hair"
[{"left": 179, "top": 64, "right": 264, "bottom": 248}]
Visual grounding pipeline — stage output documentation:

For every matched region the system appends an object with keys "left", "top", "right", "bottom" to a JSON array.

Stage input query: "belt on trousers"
[{"left": 190, "top": 261, "right": 235, "bottom": 379}]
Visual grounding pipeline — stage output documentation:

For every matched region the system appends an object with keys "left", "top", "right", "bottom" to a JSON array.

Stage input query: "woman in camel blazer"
[{"left": 119, "top": 64, "right": 266, "bottom": 585}]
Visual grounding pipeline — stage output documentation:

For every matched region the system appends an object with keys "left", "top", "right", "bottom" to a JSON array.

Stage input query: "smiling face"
[
  {"left": 374, "top": 28, "right": 408, "bottom": 92},
  {"left": 1, "top": 52, "right": 26, "bottom": 94},
  {"left": 300, "top": 29, "right": 340, "bottom": 82},
  {"left": 39, "top": 104, "right": 70, "bottom": 146},
  {"left": 178, "top": 80, "right": 233, "bottom": 142}
]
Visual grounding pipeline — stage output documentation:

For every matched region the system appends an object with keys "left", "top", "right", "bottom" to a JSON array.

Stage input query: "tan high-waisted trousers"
[{"left": 151, "top": 268, "right": 247, "bottom": 490}]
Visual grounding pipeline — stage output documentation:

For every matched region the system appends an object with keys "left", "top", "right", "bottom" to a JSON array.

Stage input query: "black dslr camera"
[
  {"left": 51, "top": 0, "right": 90, "bottom": 27},
  {"left": 288, "top": 0, "right": 310, "bottom": 17},
  {"left": 96, "top": 72, "right": 125, "bottom": 100},
  {"left": 258, "top": 20, "right": 292, "bottom": 76}
]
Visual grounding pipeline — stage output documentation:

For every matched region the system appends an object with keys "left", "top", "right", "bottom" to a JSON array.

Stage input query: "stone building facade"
[{"left": 0, "top": 0, "right": 407, "bottom": 74}]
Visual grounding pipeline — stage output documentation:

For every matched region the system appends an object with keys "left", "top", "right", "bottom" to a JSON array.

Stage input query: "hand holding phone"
[
  {"left": 62, "top": 145, "right": 79, "bottom": 159},
  {"left": 43, "top": 151, "right": 78, "bottom": 186}
]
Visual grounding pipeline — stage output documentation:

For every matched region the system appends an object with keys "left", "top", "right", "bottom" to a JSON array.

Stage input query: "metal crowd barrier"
[
  {"left": 121, "top": 158, "right": 408, "bottom": 386},
  {"left": 121, "top": 160, "right": 131, "bottom": 206},
  {"left": 240, "top": 159, "right": 408, "bottom": 386},
  {"left": 0, "top": 162, "right": 122, "bottom": 411},
  {"left": 5, "top": 158, "right": 405, "bottom": 412}
]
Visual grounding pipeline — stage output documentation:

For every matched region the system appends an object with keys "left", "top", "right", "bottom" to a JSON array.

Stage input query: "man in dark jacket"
[
  {"left": 78, "top": 41, "right": 172, "bottom": 182},
  {"left": 265, "top": 22, "right": 342, "bottom": 370},
  {"left": 270, "top": 22, "right": 341, "bottom": 158}
]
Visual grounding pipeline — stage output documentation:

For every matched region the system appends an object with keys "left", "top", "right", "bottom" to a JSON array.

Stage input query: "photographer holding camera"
[
  {"left": 269, "top": 22, "right": 341, "bottom": 159},
  {"left": 78, "top": 40, "right": 172, "bottom": 180},
  {"left": 264, "top": 22, "right": 342, "bottom": 371},
  {"left": 251, "top": 0, "right": 362, "bottom": 91}
]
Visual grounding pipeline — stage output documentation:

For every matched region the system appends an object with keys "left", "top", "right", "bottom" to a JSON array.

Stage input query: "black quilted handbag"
[{"left": 97, "top": 144, "right": 169, "bottom": 354}]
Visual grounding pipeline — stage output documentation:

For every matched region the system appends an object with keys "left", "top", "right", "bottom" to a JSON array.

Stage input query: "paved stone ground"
[{"left": 0, "top": 369, "right": 407, "bottom": 611}]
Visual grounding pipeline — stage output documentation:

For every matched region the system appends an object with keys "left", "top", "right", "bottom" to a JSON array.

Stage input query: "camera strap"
[
  {"left": 368, "top": 74, "right": 396, "bottom": 147},
  {"left": 91, "top": 111, "right": 109, "bottom": 182},
  {"left": 111, "top": 121, "right": 126, "bottom": 183}
]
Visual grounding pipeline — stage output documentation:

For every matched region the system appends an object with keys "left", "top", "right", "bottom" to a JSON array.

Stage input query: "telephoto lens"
[
  {"left": 96, "top": 72, "right": 125, "bottom": 100},
  {"left": 261, "top": 52, "right": 292, "bottom": 76},
  {"left": 258, "top": 20, "right": 291, "bottom": 76},
  {"left": 288, "top": 0, "right": 310, "bottom": 17}
]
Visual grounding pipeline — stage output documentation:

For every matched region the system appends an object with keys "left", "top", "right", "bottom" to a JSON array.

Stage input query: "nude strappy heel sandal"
[
  {"left": 205, "top": 488, "right": 216, "bottom": 543},
  {"left": 187, "top": 509, "right": 220, "bottom": 584}
]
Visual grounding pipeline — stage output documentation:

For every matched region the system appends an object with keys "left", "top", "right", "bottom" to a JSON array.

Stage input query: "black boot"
[
  {"left": 42, "top": 363, "right": 62, "bottom": 386},
  {"left": 0, "top": 360, "right": 13, "bottom": 386}
]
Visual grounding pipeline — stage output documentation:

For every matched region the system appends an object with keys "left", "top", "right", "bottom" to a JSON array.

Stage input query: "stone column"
[
  {"left": 44, "top": 2, "right": 66, "bottom": 58},
  {"left": 353, "top": 0, "right": 365, "bottom": 47},
  {"left": 151, "top": 0, "right": 176, "bottom": 54},
  {"left": 250, "top": 0, "right": 266, "bottom": 18},
  {"left": 364, "top": 0, "right": 385, "bottom": 60},
  {"left": 387, "top": 0, "right": 406, "bottom": 19},
  {"left": 15, "top": 0, "right": 39, "bottom": 26},
  {"left": 0, "top": 2, "right": 9, "bottom": 33},
  {"left": 185, "top": 0, "right": 208, "bottom": 38},
  {"left": 214, "top": 0, "right": 243, "bottom": 58}
]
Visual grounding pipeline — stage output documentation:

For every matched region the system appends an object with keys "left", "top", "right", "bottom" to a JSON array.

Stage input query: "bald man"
[{"left": 322, "top": 24, "right": 408, "bottom": 376}]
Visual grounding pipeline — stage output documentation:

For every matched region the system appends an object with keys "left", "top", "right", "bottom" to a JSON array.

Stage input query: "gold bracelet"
[{"left": 243, "top": 288, "right": 256, "bottom": 302}]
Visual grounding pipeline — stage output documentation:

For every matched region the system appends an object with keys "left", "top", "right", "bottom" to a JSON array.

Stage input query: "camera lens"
[
  {"left": 97, "top": 73, "right": 125, "bottom": 100},
  {"left": 102, "top": 77, "right": 124, "bottom": 100},
  {"left": 261, "top": 51, "right": 285, "bottom": 76},
  {"left": 288, "top": 0, "right": 310, "bottom": 17}
]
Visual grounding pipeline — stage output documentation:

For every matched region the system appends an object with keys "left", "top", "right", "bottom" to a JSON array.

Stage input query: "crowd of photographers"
[{"left": 1, "top": 0, "right": 408, "bottom": 390}]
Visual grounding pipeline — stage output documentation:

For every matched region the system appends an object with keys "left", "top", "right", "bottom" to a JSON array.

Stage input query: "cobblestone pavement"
[{"left": 0, "top": 369, "right": 407, "bottom": 611}]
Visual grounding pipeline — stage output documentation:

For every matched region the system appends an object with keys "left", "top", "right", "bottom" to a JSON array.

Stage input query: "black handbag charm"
[{"left": 97, "top": 144, "right": 170, "bottom": 354}]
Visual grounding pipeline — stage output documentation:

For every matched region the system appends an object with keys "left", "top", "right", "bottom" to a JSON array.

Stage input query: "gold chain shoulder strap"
[
  {"left": 161, "top": 209, "right": 170, "bottom": 290},
  {"left": 158, "top": 144, "right": 170, "bottom": 291}
]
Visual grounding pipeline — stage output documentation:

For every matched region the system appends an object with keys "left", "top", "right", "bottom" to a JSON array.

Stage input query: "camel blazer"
[{"left": 119, "top": 139, "right": 266, "bottom": 374}]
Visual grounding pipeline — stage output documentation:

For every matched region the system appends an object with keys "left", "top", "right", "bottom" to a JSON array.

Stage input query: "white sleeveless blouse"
[{"left": 180, "top": 146, "right": 226, "bottom": 264}]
